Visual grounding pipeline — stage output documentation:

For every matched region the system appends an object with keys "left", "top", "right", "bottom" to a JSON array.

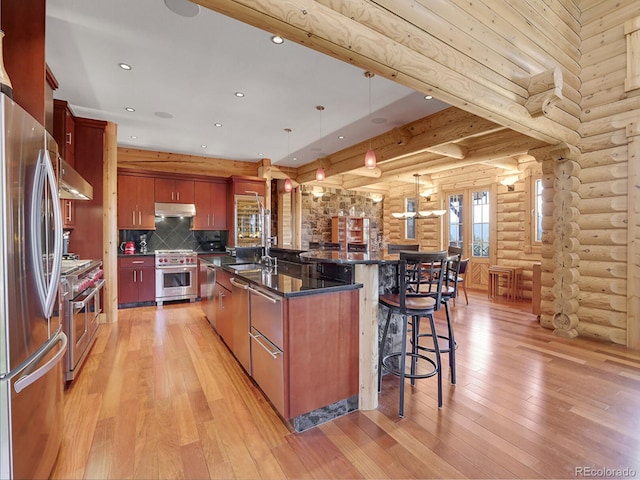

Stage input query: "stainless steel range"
[
  {"left": 60, "top": 259, "right": 105, "bottom": 381},
  {"left": 155, "top": 249, "right": 198, "bottom": 306}
]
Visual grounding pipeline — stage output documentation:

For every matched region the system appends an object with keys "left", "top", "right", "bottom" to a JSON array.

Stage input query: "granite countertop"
[
  {"left": 299, "top": 250, "right": 400, "bottom": 265},
  {"left": 203, "top": 255, "right": 362, "bottom": 298}
]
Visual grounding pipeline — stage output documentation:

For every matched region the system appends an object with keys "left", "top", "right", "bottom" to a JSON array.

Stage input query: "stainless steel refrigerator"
[{"left": 0, "top": 95, "right": 68, "bottom": 478}]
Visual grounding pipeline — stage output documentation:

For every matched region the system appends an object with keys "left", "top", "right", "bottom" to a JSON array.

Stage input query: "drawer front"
[
  {"left": 249, "top": 287, "right": 283, "bottom": 350},
  {"left": 250, "top": 327, "right": 285, "bottom": 416},
  {"left": 118, "top": 256, "right": 154, "bottom": 268}
]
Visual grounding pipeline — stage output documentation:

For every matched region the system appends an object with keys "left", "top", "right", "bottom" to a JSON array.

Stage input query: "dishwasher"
[
  {"left": 248, "top": 285, "right": 285, "bottom": 416},
  {"left": 229, "top": 277, "right": 251, "bottom": 374}
]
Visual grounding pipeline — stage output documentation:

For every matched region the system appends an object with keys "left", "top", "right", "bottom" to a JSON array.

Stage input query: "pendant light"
[
  {"left": 315, "top": 105, "right": 325, "bottom": 182},
  {"left": 283, "top": 128, "right": 293, "bottom": 192},
  {"left": 364, "top": 71, "right": 377, "bottom": 169},
  {"left": 391, "top": 174, "right": 445, "bottom": 219}
]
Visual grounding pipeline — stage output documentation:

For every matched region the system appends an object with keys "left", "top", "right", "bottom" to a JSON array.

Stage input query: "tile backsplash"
[{"left": 119, "top": 217, "right": 227, "bottom": 253}]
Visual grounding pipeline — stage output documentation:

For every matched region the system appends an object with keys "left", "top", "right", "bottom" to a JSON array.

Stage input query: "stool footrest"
[{"left": 382, "top": 352, "right": 438, "bottom": 380}]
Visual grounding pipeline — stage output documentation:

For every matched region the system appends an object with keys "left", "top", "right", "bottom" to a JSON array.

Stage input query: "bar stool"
[
  {"left": 378, "top": 251, "right": 448, "bottom": 416},
  {"left": 417, "top": 253, "right": 461, "bottom": 384}
]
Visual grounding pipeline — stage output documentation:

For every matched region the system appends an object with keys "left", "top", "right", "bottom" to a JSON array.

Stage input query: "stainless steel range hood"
[
  {"left": 58, "top": 158, "right": 93, "bottom": 201},
  {"left": 154, "top": 202, "right": 196, "bottom": 217}
]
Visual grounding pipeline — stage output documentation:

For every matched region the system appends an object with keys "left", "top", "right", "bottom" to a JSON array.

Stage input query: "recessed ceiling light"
[
  {"left": 155, "top": 111, "right": 174, "bottom": 119},
  {"left": 424, "top": 95, "right": 433, "bottom": 100},
  {"left": 130, "top": 135, "right": 138, "bottom": 139},
  {"left": 125, "top": 107, "right": 135, "bottom": 112},
  {"left": 235, "top": 92, "right": 245, "bottom": 98},
  {"left": 214, "top": 123, "right": 222, "bottom": 127},
  {"left": 338, "top": 135, "right": 345, "bottom": 140},
  {"left": 201, "top": 145, "right": 207, "bottom": 149},
  {"left": 119, "top": 63, "right": 132, "bottom": 71},
  {"left": 271, "top": 35, "right": 284, "bottom": 45},
  {"left": 258, "top": 153, "right": 264, "bottom": 157}
]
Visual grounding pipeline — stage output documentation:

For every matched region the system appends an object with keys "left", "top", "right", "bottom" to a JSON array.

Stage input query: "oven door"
[
  {"left": 65, "top": 280, "right": 104, "bottom": 381},
  {"left": 155, "top": 266, "right": 197, "bottom": 304}
]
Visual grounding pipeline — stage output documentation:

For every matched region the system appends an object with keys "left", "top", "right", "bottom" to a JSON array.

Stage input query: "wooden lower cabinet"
[
  {"left": 118, "top": 256, "right": 156, "bottom": 306},
  {"left": 248, "top": 288, "right": 359, "bottom": 420}
]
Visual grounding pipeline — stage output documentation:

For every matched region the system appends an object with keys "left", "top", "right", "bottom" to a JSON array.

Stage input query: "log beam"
[{"left": 192, "top": 0, "right": 579, "bottom": 151}]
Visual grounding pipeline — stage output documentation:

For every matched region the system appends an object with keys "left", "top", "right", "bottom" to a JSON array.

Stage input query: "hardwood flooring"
[{"left": 51, "top": 293, "right": 640, "bottom": 479}]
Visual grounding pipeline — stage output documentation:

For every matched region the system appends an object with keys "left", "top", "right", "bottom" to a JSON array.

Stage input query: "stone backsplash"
[{"left": 301, "top": 186, "right": 383, "bottom": 248}]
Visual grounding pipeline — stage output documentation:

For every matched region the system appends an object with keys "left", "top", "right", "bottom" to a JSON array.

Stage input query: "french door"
[{"left": 446, "top": 187, "right": 494, "bottom": 291}]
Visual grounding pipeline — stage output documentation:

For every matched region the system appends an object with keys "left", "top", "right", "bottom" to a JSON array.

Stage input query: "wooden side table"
[{"left": 488, "top": 265, "right": 523, "bottom": 301}]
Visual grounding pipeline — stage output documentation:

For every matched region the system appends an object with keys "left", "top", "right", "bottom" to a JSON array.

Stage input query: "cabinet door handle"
[
  {"left": 133, "top": 270, "right": 137, "bottom": 283},
  {"left": 140, "top": 270, "right": 143, "bottom": 282},
  {"left": 211, "top": 213, "right": 214, "bottom": 226},
  {"left": 207, "top": 214, "right": 210, "bottom": 226},
  {"left": 132, "top": 211, "right": 136, "bottom": 225},
  {"left": 66, "top": 132, "right": 72, "bottom": 145},
  {"left": 171, "top": 191, "right": 175, "bottom": 201},
  {"left": 249, "top": 330, "right": 282, "bottom": 359},
  {"left": 132, "top": 260, "right": 144, "bottom": 264},
  {"left": 138, "top": 211, "right": 142, "bottom": 225},
  {"left": 177, "top": 191, "right": 180, "bottom": 201},
  {"left": 248, "top": 286, "right": 279, "bottom": 304}
]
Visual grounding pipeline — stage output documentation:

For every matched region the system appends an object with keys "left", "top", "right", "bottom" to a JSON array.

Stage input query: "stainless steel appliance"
[
  {"left": 234, "top": 194, "right": 263, "bottom": 247},
  {"left": 155, "top": 249, "right": 198, "bottom": 306},
  {"left": 60, "top": 259, "right": 105, "bottom": 381},
  {"left": 0, "top": 95, "right": 68, "bottom": 479},
  {"left": 230, "top": 277, "right": 251, "bottom": 373},
  {"left": 249, "top": 286, "right": 284, "bottom": 415}
]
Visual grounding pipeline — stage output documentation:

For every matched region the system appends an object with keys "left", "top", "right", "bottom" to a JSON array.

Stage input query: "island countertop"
[
  {"left": 200, "top": 255, "right": 362, "bottom": 298},
  {"left": 299, "top": 250, "right": 400, "bottom": 265}
]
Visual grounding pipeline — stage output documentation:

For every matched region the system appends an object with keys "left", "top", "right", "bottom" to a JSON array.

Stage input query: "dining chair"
[
  {"left": 455, "top": 258, "right": 469, "bottom": 306},
  {"left": 387, "top": 243, "right": 419, "bottom": 254},
  {"left": 378, "top": 250, "right": 448, "bottom": 416}
]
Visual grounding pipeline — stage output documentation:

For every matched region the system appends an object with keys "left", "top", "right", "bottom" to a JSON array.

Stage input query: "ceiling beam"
[
  {"left": 295, "top": 108, "right": 505, "bottom": 183},
  {"left": 193, "top": 0, "right": 580, "bottom": 154}
]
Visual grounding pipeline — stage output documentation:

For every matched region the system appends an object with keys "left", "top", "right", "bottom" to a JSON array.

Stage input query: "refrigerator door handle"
[
  {"left": 30, "top": 150, "right": 64, "bottom": 319},
  {"left": 14, "top": 330, "right": 68, "bottom": 394}
]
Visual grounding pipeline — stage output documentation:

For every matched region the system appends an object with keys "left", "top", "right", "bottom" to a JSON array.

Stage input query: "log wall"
[
  {"left": 384, "top": 158, "right": 543, "bottom": 299},
  {"left": 575, "top": 1, "right": 640, "bottom": 347}
]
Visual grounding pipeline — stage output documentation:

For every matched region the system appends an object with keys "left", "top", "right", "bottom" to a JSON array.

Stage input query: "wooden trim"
[{"left": 626, "top": 122, "right": 640, "bottom": 349}]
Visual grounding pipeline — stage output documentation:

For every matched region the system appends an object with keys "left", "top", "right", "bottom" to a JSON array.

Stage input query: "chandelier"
[{"left": 392, "top": 174, "right": 446, "bottom": 220}]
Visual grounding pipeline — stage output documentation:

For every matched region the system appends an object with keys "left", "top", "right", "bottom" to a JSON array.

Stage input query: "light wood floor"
[{"left": 51, "top": 292, "right": 640, "bottom": 479}]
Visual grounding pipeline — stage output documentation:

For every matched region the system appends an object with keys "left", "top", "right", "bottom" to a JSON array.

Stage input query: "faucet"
[{"left": 246, "top": 190, "right": 277, "bottom": 271}]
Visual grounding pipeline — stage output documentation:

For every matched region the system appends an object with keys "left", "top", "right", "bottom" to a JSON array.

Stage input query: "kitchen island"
[
  {"left": 299, "top": 250, "right": 400, "bottom": 411},
  {"left": 200, "top": 254, "right": 362, "bottom": 431}
]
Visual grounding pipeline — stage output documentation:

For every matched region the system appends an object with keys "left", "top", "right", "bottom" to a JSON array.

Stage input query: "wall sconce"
[
  {"left": 371, "top": 194, "right": 383, "bottom": 203},
  {"left": 500, "top": 175, "right": 519, "bottom": 191},
  {"left": 420, "top": 188, "right": 433, "bottom": 201}
]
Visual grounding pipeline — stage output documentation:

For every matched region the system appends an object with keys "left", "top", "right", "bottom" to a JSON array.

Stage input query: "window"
[
  {"left": 406, "top": 197, "right": 416, "bottom": 239},
  {"left": 472, "top": 191, "right": 490, "bottom": 257},
  {"left": 534, "top": 179, "right": 543, "bottom": 242},
  {"left": 448, "top": 193, "right": 464, "bottom": 249},
  {"left": 524, "top": 173, "right": 543, "bottom": 253}
]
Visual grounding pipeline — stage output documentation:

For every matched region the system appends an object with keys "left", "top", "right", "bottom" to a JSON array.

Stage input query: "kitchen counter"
[
  {"left": 200, "top": 255, "right": 362, "bottom": 298},
  {"left": 299, "top": 250, "right": 401, "bottom": 411}
]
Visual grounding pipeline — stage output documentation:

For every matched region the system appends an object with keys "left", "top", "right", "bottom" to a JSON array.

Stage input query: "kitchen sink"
[{"left": 227, "top": 263, "right": 263, "bottom": 273}]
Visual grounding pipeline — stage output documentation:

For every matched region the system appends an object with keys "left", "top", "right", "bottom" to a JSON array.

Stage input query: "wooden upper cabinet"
[
  {"left": 118, "top": 174, "right": 155, "bottom": 229},
  {"left": 229, "top": 175, "right": 266, "bottom": 197},
  {"left": 155, "top": 178, "right": 194, "bottom": 204},
  {"left": 193, "top": 181, "right": 228, "bottom": 230},
  {"left": 53, "top": 99, "right": 75, "bottom": 166}
]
